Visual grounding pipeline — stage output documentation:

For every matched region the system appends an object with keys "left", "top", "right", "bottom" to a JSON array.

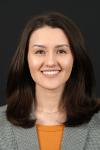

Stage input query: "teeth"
[{"left": 42, "top": 71, "right": 60, "bottom": 75}]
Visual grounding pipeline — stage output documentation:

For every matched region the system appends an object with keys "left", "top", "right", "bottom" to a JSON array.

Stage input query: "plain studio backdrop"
[{"left": 0, "top": 0, "right": 100, "bottom": 105}]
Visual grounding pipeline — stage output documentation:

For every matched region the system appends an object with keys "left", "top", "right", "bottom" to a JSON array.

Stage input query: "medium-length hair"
[{"left": 6, "top": 11, "right": 100, "bottom": 128}]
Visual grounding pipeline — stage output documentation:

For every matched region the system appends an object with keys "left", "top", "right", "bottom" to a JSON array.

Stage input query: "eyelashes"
[
  {"left": 34, "top": 49, "right": 68, "bottom": 55},
  {"left": 34, "top": 50, "right": 45, "bottom": 54},
  {"left": 57, "top": 49, "right": 67, "bottom": 54}
]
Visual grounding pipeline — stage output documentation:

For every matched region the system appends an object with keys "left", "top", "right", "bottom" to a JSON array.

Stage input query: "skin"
[{"left": 28, "top": 26, "right": 74, "bottom": 125}]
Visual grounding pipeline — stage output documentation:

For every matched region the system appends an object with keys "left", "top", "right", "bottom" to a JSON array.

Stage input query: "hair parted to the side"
[{"left": 6, "top": 11, "right": 100, "bottom": 128}]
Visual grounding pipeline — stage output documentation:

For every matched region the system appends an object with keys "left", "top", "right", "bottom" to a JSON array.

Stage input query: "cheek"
[
  {"left": 62, "top": 56, "right": 74, "bottom": 72},
  {"left": 28, "top": 56, "right": 42, "bottom": 73}
]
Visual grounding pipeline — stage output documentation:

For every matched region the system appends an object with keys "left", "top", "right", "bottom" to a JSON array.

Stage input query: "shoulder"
[
  {"left": 0, "top": 105, "right": 17, "bottom": 149},
  {"left": 0, "top": 105, "right": 10, "bottom": 137},
  {"left": 0, "top": 104, "right": 7, "bottom": 112},
  {"left": 89, "top": 110, "right": 100, "bottom": 136},
  {"left": 0, "top": 105, "right": 7, "bottom": 124},
  {"left": 86, "top": 110, "right": 100, "bottom": 149},
  {"left": 90, "top": 98, "right": 100, "bottom": 125},
  {"left": 0, "top": 104, "right": 12, "bottom": 132},
  {"left": 89, "top": 110, "right": 100, "bottom": 127}
]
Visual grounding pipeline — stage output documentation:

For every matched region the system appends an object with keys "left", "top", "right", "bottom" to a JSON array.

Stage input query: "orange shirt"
[{"left": 36, "top": 124, "right": 64, "bottom": 150}]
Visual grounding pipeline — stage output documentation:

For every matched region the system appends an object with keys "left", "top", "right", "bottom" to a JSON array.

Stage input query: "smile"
[{"left": 41, "top": 70, "right": 61, "bottom": 77}]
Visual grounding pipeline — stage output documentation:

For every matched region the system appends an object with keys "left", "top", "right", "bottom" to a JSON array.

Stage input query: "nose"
[{"left": 45, "top": 52, "right": 57, "bottom": 67}]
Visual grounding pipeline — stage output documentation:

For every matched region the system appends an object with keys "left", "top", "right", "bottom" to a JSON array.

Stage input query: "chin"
[{"left": 40, "top": 83, "right": 65, "bottom": 91}]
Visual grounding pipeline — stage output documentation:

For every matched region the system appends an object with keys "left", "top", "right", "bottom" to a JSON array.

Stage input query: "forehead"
[{"left": 29, "top": 26, "right": 70, "bottom": 45}]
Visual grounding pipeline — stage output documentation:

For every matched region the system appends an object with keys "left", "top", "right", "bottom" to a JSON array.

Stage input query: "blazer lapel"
[
  {"left": 13, "top": 123, "right": 89, "bottom": 150},
  {"left": 61, "top": 124, "right": 89, "bottom": 150},
  {"left": 13, "top": 125, "right": 40, "bottom": 150}
]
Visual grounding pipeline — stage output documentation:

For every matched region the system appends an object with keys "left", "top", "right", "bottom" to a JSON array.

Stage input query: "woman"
[{"left": 0, "top": 11, "right": 100, "bottom": 150}]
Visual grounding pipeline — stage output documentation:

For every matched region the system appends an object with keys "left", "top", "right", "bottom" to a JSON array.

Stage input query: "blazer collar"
[
  {"left": 61, "top": 123, "right": 88, "bottom": 150},
  {"left": 13, "top": 123, "right": 88, "bottom": 150}
]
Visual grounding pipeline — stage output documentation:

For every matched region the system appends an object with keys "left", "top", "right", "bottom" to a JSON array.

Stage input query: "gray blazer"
[{"left": 0, "top": 105, "right": 100, "bottom": 150}]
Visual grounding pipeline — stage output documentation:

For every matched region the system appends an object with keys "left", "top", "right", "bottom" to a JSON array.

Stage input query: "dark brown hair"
[{"left": 6, "top": 11, "right": 100, "bottom": 128}]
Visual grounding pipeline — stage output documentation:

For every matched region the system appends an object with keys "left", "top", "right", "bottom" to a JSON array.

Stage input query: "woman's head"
[
  {"left": 8, "top": 12, "right": 88, "bottom": 92},
  {"left": 6, "top": 11, "right": 99, "bottom": 128}
]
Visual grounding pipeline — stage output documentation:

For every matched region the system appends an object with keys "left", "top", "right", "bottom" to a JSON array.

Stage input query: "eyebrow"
[{"left": 32, "top": 44, "right": 70, "bottom": 48}]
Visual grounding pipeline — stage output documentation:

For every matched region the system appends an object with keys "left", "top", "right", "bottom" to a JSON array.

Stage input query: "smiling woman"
[{"left": 0, "top": 11, "right": 100, "bottom": 150}]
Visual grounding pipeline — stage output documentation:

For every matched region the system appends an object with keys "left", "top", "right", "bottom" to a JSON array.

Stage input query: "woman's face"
[{"left": 28, "top": 26, "right": 74, "bottom": 90}]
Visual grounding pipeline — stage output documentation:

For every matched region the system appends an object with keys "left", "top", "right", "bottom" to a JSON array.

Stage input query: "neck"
[{"left": 35, "top": 84, "right": 65, "bottom": 112}]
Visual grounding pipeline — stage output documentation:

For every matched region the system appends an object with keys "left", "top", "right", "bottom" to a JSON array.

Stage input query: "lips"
[{"left": 41, "top": 70, "right": 61, "bottom": 77}]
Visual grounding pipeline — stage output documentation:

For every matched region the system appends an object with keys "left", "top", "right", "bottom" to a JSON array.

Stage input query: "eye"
[
  {"left": 57, "top": 49, "right": 67, "bottom": 54},
  {"left": 34, "top": 50, "right": 46, "bottom": 55}
]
